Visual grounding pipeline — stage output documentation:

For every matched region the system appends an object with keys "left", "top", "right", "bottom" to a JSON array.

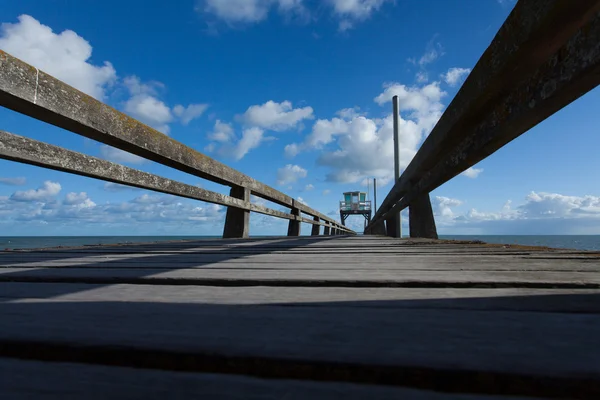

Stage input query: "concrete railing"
[
  {"left": 0, "top": 51, "right": 355, "bottom": 238},
  {"left": 365, "top": 0, "right": 600, "bottom": 238}
]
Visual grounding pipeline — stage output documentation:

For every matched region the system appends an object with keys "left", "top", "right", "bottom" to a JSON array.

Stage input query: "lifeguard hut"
[{"left": 339, "top": 191, "right": 371, "bottom": 227}]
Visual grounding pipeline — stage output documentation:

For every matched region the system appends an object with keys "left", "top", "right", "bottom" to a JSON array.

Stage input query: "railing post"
[
  {"left": 324, "top": 222, "right": 331, "bottom": 235},
  {"left": 223, "top": 185, "right": 250, "bottom": 239},
  {"left": 287, "top": 207, "right": 301, "bottom": 236},
  {"left": 311, "top": 216, "right": 320, "bottom": 236},
  {"left": 409, "top": 192, "right": 438, "bottom": 239}
]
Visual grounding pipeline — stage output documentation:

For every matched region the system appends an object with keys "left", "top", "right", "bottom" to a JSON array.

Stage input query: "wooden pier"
[
  {"left": 1, "top": 236, "right": 600, "bottom": 399},
  {"left": 1, "top": 0, "right": 600, "bottom": 398}
]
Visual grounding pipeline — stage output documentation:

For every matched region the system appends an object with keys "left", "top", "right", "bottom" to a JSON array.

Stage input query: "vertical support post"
[
  {"left": 287, "top": 207, "right": 301, "bottom": 236},
  {"left": 391, "top": 95, "right": 402, "bottom": 238},
  {"left": 409, "top": 192, "right": 438, "bottom": 239},
  {"left": 385, "top": 216, "right": 398, "bottom": 237},
  {"left": 311, "top": 216, "right": 320, "bottom": 236},
  {"left": 371, "top": 219, "right": 387, "bottom": 235},
  {"left": 223, "top": 186, "right": 250, "bottom": 239},
  {"left": 324, "top": 222, "right": 331, "bottom": 236}
]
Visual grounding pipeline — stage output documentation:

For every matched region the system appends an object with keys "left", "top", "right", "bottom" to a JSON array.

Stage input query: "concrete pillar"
[
  {"left": 409, "top": 192, "right": 438, "bottom": 239},
  {"left": 311, "top": 216, "right": 320, "bottom": 236},
  {"left": 324, "top": 223, "right": 331, "bottom": 235},
  {"left": 287, "top": 207, "right": 301, "bottom": 236},
  {"left": 223, "top": 186, "right": 250, "bottom": 239}
]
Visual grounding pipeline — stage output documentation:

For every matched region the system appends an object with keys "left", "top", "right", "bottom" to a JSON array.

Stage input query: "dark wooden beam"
[{"left": 368, "top": 0, "right": 600, "bottom": 228}]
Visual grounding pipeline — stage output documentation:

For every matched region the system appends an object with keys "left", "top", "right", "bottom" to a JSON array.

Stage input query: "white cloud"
[
  {"left": 443, "top": 67, "right": 471, "bottom": 87},
  {"left": 122, "top": 76, "right": 208, "bottom": 134},
  {"left": 0, "top": 15, "right": 116, "bottom": 99},
  {"left": 520, "top": 192, "right": 600, "bottom": 218},
  {"left": 304, "top": 184, "right": 315, "bottom": 191},
  {"left": 0, "top": 177, "right": 26, "bottom": 186},
  {"left": 10, "top": 181, "right": 61, "bottom": 202},
  {"left": 99, "top": 146, "right": 147, "bottom": 165},
  {"left": 240, "top": 100, "right": 313, "bottom": 131},
  {"left": 336, "top": 107, "right": 363, "bottom": 119},
  {"left": 297, "top": 196, "right": 308, "bottom": 205},
  {"left": 1, "top": 190, "right": 225, "bottom": 230},
  {"left": 173, "top": 103, "right": 209, "bottom": 125},
  {"left": 329, "top": 0, "right": 393, "bottom": 31},
  {"left": 277, "top": 164, "right": 307, "bottom": 185},
  {"left": 461, "top": 167, "right": 483, "bottom": 179},
  {"left": 123, "top": 76, "right": 172, "bottom": 134},
  {"left": 287, "top": 81, "right": 446, "bottom": 185},
  {"left": 200, "top": 0, "right": 306, "bottom": 24},
  {"left": 204, "top": 120, "right": 265, "bottom": 161},
  {"left": 435, "top": 192, "right": 600, "bottom": 234},
  {"left": 322, "top": 189, "right": 331, "bottom": 195},
  {"left": 415, "top": 71, "right": 428, "bottom": 83},
  {"left": 199, "top": 0, "right": 388, "bottom": 30},
  {"left": 231, "top": 127, "right": 265, "bottom": 160},
  {"left": 208, "top": 120, "right": 236, "bottom": 142},
  {"left": 433, "top": 196, "right": 463, "bottom": 218}
]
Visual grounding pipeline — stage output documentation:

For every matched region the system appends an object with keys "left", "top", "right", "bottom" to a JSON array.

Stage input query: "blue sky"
[{"left": 1, "top": 0, "right": 599, "bottom": 236}]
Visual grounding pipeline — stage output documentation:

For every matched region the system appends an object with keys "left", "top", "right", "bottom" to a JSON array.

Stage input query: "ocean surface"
[{"left": 1, "top": 235, "right": 599, "bottom": 251}]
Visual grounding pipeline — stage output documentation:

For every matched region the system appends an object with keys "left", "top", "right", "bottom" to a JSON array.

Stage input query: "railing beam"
[
  {"left": 311, "top": 217, "right": 320, "bottom": 236},
  {"left": 366, "top": 1, "right": 600, "bottom": 231},
  {"left": 409, "top": 192, "right": 438, "bottom": 239},
  {"left": 223, "top": 186, "right": 250, "bottom": 239},
  {"left": 0, "top": 50, "right": 348, "bottom": 232},
  {"left": 287, "top": 208, "right": 301, "bottom": 236}
]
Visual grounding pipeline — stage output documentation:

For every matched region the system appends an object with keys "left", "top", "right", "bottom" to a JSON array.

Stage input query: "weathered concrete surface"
[
  {"left": 368, "top": 1, "right": 600, "bottom": 228},
  {"left": 223, "top": 186, "right": 250, "bottom": 239},
  {"left": 0, "top": 50, "right": 347, "bottom": 232},
  {"left": 409, "top": 193, "right": 438, "bottom": 239},
  {"left": 323, "top": 223, "right": 331, "bottom": 236}
]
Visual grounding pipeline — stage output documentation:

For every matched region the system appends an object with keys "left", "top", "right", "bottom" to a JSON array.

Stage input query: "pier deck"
[{"left": 1, "top": 236, "right": 599, "bottom": 399}]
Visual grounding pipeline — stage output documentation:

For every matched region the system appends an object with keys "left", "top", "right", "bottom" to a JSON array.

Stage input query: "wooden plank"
[
  {"left": 1, "top": 258, "right": 598, "bottom": 273},
  {"left": 0, "top": 300, "right": 599, "bottom": 399},
  {"left": 1, "top": 266, "right": 599, "bottom": 288},
  {"left": 0, "top": 358, "right": 543, "bottom": 400},
  {"left": 3, "top": 282, "right": 600, "bottom": 313}
]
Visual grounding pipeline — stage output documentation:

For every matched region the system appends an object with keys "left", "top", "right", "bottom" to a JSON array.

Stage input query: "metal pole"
[
  {"left": 392, "top": 95, "right": 402, "bottom": 238},
  {"left": 373, "top": 178, "right": 377, "bottom": 215}
]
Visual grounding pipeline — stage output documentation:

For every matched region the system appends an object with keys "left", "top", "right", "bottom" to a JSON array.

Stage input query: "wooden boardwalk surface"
[{"left": 1, "top": 235, "right": 600, "bottom": 399}]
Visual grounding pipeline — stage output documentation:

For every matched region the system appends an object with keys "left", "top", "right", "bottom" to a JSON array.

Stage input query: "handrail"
[
  {"left": 366, "top": 0, "right": 600, "bottom": 236},
  {"left": 0, "top": 51, "right": 355, "bottom": 237}
]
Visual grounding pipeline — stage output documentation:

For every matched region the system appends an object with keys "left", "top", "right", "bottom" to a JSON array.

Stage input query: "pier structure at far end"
[{"left": 340, "top": 191, "right": 371, "bottom": 227}]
